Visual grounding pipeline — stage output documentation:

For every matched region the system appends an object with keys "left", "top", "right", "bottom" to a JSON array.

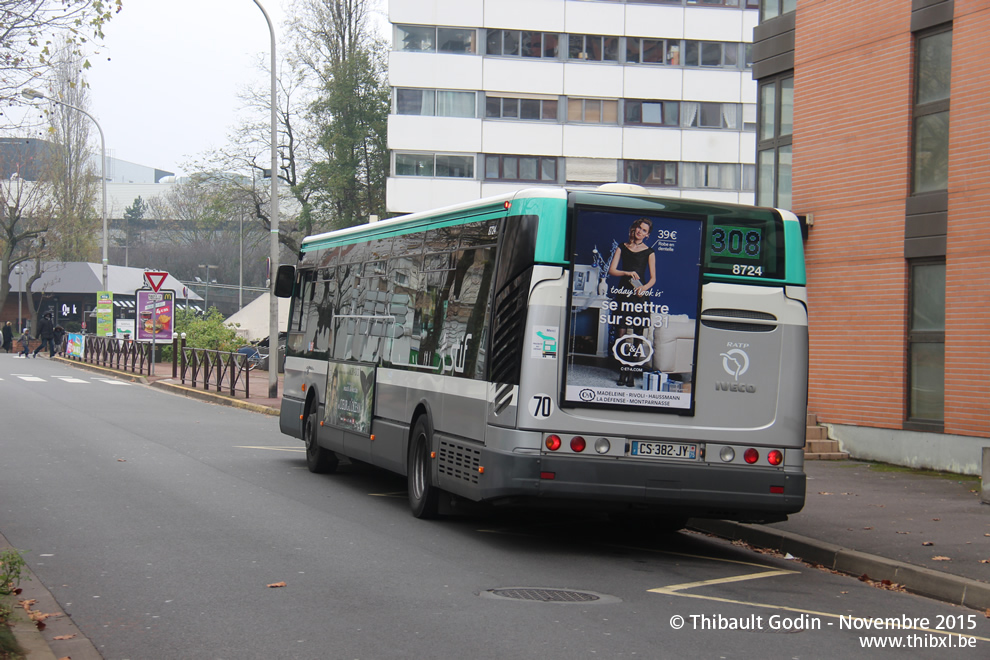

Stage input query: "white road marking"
[
  {"left": 17, "top": 376, "right": 45, "bottom": 382},
  {"left": 53, "top": 377, "right": 90, "bottom": 384},
  {"left": 92, "top": 378, "right": 131, "bottom": 386}
]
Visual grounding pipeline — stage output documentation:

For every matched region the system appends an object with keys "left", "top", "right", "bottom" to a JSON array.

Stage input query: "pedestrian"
[
  {"left": 33, "top": 312, "right": 55, "bottom": 358},
  {"left": 2, "top": 321, "right": 12, "bottom": 353},
  {"left": 18, "top": 327, "right": 30, "bottom": 358},
  {"left": 53, "top": 324, "right": 66, "bottom": 356}
]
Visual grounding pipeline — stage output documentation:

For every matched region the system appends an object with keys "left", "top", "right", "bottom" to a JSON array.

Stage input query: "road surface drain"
[{"left": 484, "top": 587, "right": 620, "bottom": 604}]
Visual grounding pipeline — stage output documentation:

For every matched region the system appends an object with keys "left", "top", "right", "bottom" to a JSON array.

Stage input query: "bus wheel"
[
  {"left": 305, "top": 410, "right": 338, "bottom": 474},
  {"left": 408, "top": 417, "right": 439, "bottom": 519}
]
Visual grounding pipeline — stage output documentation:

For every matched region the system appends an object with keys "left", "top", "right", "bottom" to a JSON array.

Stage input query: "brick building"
[{"left": 753, "top": 0, "right": 990, "bottom": 473}]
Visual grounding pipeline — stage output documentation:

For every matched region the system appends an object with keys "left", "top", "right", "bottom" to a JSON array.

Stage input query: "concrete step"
[
  {"left": 806, "top": 439, "right": 840, "bottom": 454},
  {"left": 804, "top": 451, "right": 850, "bottom": 460},
  {"left": 806, "top": 412, "right": 818, "bottom": 427},
  {"left": 805, "top": 425, "right": 828, "bottom": 440}
]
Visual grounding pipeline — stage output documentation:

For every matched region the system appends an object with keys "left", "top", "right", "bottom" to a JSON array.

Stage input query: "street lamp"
[
  {"left": 21, "top": 88, "right": 109, "bottom": 291},
  {"left": 253, "top": 0, "right": 279, "bottom": 397},
  {"left": 13, "top": 264, "right": 24, "bottom": 331},
  {"left": 198, "top": 264, "right": 219, "bottom": 311}
]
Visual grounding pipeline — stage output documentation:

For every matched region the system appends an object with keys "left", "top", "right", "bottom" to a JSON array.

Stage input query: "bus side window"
[
  {"left": 287, "top": 270, "right": 314, "bottom": 356},
  {"left": 387, "top": 252, "right": 420, "bottom": 366},
  {"left": 445, "top": 246, "right": 496, "bottom": 379}
]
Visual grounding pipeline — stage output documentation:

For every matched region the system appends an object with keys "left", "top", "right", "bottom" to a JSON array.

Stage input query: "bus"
[{"left": 274, "top": 185, "right": 808, "bottom": 526}]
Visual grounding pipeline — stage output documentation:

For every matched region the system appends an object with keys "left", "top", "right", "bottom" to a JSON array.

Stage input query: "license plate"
[{"left": 630, "top": 441, "right": 698, "bottom": 461}]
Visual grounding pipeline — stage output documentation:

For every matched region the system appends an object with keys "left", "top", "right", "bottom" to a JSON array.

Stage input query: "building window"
[
  {"left": 912, "top": 28, "right": 951, "bottom": 194},
  {"left": 626, "top": 38, "right": 676, "bottom": 65},
  {"left": 680, "top": 163, "right": 744, "bottom": 190},
  {"left": 568, "top": 34, "right": 620, "bottom": 62},
  {"left": 682, "top": 40, "right": 745, "bottom": 68},
  {"left": 756, "top": 74, "right": 793, "bottom": 207},
  {"left": 394, "top": 153, "right": 475, "bottom": 178},
  {"left": 624, "top": 160, "right": 678, "bottom": 187},
  {"left": 396, "top": 89, "right": 476, "bottom": 118},
  {"left": 486, "top": 96, "right": 558, "bottom": 121},
  {"left": 760, "top": 0, "right": 796, "bottom": 21},
  {"left": 907, "top": 260, "right": 945, "bottom": 426},
  {"left": 624, "top": 100, "right": 679, "bottom": 126},
  {"left": 682, "top": 102, "right": 740, "bottom": 128},
  {"left": 567, "top": 98, "right": 619, "bottom": 124},
  {"left": 484, "top": 154, "right": 558, "bottom": 182},
  {"left": 486, "top": 30, "right": 559, "bottom": 58},
  {"left": 396, "top": 25, "right": 477, "bottom": 54}
]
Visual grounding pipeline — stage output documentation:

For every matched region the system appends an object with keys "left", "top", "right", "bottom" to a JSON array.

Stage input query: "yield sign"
[{"left": 144, "top": 271, "right": 168, "bottom": 293}]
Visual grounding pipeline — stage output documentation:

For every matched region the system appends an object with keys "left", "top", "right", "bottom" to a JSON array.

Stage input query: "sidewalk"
[{"left": 692, "top": 459, "right": 990, "bottom": 611}]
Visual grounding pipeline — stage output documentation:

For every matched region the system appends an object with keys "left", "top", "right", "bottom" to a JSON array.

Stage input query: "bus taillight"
[
  {"left": 767, "top": 450, "right": 783, "bottom": 466},
  {"left": 744, "top": 448, "right": 759, "bottom": 464},
  {"left": 545, "top": 435, "right": 562, "bottom": 451},
  {"left": 570, "top": 436, "right": 587, "bottom": 452}
]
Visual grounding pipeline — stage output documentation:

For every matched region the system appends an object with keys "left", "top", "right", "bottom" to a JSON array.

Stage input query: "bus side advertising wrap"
[{"left": 564, "top": 208, "right": 703, "bottom": 412}]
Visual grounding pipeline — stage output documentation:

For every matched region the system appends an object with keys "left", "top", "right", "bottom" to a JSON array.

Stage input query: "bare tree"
[
  {"left": 143, "top": 175, "right": 269, "bottom": 287},
  {"left": 0, "top": 155, "right": 55, "bottom": 327},
  {"left": 39, "top": 38, "right": 100, "bottom": 262}
]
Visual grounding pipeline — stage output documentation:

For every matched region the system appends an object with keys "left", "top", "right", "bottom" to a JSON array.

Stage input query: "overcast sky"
[{"left": 85, "top": 0, "right": 289, "bottom": 178}]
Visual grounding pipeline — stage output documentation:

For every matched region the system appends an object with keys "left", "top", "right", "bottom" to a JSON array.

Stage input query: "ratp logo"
[{"left": 720, "top": 348, "right": 750, "bottom": 381}]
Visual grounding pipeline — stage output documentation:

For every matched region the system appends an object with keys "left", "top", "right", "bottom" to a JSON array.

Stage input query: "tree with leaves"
[
  {"left": 0, "top": 0, "right": 122, "bottom": 104},
  {"left": 118, "top": 194, "right": 145, "bottom": 266},
  {"left": 291, "top": 0, "right": 389, "bottom": 232}
]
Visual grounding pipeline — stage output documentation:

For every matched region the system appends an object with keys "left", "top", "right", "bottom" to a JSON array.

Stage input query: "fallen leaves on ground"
[
  {"left": 922, "top": 541, "right": 934, "bottom": 546},
  {"left": 818, "top": 491, "right": 832, "bottom": 495},
  {"left": 52, "top": 634, "right": 76, "bottom": 640},
  {"left": 932, "top": 556, "right": 951, "bottom": 561},
  {"left": 267, "top": 581, "right": 287, "bottom": 588},
  {"left": 979, "top": 559, "right": 990, "bottom": 564},
  {"left": 857, "top": 574, "right": 906, "bottom": 592},
  {"left": 19, "top": 598, "right": 63, "bottom": 630}
]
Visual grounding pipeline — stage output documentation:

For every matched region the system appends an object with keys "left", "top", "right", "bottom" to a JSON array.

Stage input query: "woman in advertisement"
[{"left": 608, "top": 217, "right": 656, "bottom": 386}]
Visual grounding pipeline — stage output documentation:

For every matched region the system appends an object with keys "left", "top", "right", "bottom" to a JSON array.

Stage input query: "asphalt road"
[{"left": 1, "top": 355, "right": 988, "bottom": 659}]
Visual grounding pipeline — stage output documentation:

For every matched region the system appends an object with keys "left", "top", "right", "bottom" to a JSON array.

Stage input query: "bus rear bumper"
[{"left": 475, "top": 451, "right": 805, "bottom": 523}]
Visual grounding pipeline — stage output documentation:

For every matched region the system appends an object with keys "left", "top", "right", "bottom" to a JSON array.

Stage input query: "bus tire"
[
  {"left": 305, "top": 409, "right": 338, "bottom": 474},
  {"left": 408, "top": 417, "right": 440, "bottom": 519}
]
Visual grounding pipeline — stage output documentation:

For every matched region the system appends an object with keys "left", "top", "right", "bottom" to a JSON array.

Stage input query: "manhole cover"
[
  {"left": 485, "top": 588, "right": 610, "bottom": 603},
  {"left": 482, "top": 587, "right": 620, "bottom": 605}
]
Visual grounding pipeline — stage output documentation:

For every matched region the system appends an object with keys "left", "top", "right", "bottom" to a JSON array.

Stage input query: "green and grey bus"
[{"left": 274, "top": 186, "right": 808, "bottom": 525}]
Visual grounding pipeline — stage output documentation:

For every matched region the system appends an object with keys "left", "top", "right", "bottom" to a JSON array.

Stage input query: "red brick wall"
[
  {"left": 794, "top": 0, "right": 911, "bottom": 429},
  {"left": 943, "top": 1, "right": 990, "bottom": 436},
  {"left": 795, "top": 0, "right": 990, "bottom": 438}
]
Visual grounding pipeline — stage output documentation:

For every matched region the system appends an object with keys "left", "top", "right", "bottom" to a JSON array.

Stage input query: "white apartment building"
[{"left": 387, "top": 0, "right": 760, "bottom": 214}]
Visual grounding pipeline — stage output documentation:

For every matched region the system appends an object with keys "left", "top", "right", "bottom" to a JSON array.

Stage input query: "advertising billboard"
[
  {"left": 136, "top": 289, "right": 175, "bottom": 343},
  {"left": 564, "top": 208, "right": 704, "bottom": 413}
]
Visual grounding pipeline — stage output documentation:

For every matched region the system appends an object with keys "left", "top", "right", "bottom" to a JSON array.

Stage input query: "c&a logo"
[{"left": 612, "top": 334, "right": 654, "bottom": 366}]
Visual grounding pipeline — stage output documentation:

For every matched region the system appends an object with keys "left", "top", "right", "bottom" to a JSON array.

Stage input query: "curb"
[
  {"left": 690, "top": 519, "right": 990, "bottom": 612},
  {"left": 55, "top": 357, "right": 279, "bottom": 416},
  {"left": 149, "top": 380, "right": 280, "bottom": 416}
]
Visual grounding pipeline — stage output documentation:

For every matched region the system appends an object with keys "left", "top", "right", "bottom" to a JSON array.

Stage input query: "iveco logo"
[{"left": 715, "top": 382, "right": 757, "bottom": 393}]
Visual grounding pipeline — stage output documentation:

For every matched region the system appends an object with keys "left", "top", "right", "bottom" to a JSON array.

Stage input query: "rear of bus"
[{"left": 480, "top": 188, "right": 807, "bottom": 524}]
